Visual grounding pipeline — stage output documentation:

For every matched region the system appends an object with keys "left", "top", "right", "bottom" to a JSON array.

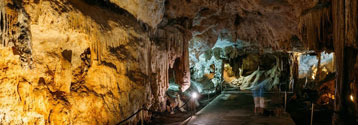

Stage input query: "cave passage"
[
  {"left": 1, "top": 0, "right": 358, "bottom": 125},
  {"left": 182, "top": 47, "right": 337, "bottom": 124}
]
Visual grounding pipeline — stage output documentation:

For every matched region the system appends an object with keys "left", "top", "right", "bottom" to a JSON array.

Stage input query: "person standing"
[{"left": 252, "top": 75, "right": 268, "bottom": 115}]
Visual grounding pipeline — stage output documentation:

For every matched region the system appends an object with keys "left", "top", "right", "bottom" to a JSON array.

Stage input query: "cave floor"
[{"left": 184, "top": 93, "right": 295, "bottom": 125}]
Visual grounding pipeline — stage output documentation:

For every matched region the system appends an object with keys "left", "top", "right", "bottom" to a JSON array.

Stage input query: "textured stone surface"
[
  {"left": 165, "top": 0, "right": 319, "bottom": 51},
  {"left": 109, "top": 0, "right": 165, "bottom": 28},
  {"left": 0, "top": 0, "right": 355, "bottom": 124},
  {"left": 0, "top": 0, "right": 190, "bottom": 124}
]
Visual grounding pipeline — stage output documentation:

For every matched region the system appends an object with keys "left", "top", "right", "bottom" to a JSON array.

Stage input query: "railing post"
[
  {"left": 221, "top": 80, "right": 224, "bottom": 93},
  {"left": 284, "top": 91, "right": 287, "bottom": 112},
  {"left": 140, "top": 109, "right": 144, "bottom": 125},
  {"left": 311, "top": 103, "right": 314, "bottom": 125},
  {"left": 208, "top": 91, "right": 210, "bottom": 99}
]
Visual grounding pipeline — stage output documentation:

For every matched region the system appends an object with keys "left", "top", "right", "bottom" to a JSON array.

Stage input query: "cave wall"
[
  {"left": 0, "top": 0, "right": 190, "bottom": 124},
  {"left": 108, "top": 0, "right": 165, "bottom": 28},
  {"left": 298, "top": 52, "right": 335, "bottom": 79},
  {"left": 1, "top": 0, "right": 357, "bottom": 124},
  {"left": 332, "top": 0, "right": 358, "bottom": 123},
  {"left": 190, "top": 49, "right": 223, "bottom": 93},
  {"left": 190, "top": 37, "right": 237, "bottom": 93},
  {"left": 227, "top": 53, "right": 288, "bottom": 90}
]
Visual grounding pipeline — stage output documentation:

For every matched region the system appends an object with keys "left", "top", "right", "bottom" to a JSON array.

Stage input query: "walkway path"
[{"left": 185, "top": 93, "right": 295, "bottom": 125}]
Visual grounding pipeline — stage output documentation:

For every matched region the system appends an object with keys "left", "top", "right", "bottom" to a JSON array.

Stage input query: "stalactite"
[
  {"left": 344, "top": 0, "right": 358, "bottom": 48},
  {"left": 332, "top": 0, "right": 350, "bottom": 123},
  {"left": 0, "top": 1, "right": 33, "bottom": 69},
  {"left": 0, "top": 6, "right": 3, "bottom": 47},
  {"left": 299, "top": 0, "right": 332, "bottom": 51},
  {"left": 0, "top": 1, "right": 7, "bottom": 48}
]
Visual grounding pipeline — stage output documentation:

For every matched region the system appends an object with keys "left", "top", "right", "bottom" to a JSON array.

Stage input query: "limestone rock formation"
[
  {"left": 0, "top": 0, "right": 357, "bottom": 124},
  {"left": 109, "top": 0, "right": 165, "bottom": 28},
  {"left": 0, "top": 0, "right": 189, "bottom": 124}
]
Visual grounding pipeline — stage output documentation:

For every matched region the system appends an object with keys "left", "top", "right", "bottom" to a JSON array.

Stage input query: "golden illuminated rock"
[{"left": 0, "top": 0, "right": 187, "bottom": 124}]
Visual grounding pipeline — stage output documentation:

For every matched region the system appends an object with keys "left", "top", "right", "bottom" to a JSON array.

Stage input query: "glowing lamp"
[
  {"left": 192, "top": 92, "right": 198, "bottom": 99},
  {"left": 350, "top": 95, "right": 354, "bottom": 102}
]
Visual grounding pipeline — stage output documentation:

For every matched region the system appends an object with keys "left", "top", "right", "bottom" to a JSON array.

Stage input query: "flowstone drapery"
[{"left": 231, "top": 56, "right": 281, "bottom": 90}]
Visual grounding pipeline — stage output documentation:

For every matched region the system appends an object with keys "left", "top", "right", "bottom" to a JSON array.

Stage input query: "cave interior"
[{"left": 0, "top": 0, "right": 358, "bottom": 124}]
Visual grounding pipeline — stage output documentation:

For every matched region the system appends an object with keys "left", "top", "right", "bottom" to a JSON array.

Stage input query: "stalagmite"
[
  {"left": 290, "top": 53, "right": 299, "bottom": 92},
  {"left": 316, "top": 53, "right": 321, "bottom": 81}
]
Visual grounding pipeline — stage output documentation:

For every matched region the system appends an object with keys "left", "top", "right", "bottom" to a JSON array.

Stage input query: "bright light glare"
[
  {"left": 192, "top": 92, "right": 198, "bottom": 99},
  {"left": 350, "top": 95, "right": 354, "bottom": 102}
]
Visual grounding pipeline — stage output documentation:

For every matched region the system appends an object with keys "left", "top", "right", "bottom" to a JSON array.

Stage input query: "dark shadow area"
[{"left": 68, "top": 0, "right": 149, "bottom": 31}]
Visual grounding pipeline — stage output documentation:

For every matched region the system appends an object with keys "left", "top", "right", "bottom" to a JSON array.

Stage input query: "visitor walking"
[{"left": 252, "top": 75, "right": 269, "bottom": 115}]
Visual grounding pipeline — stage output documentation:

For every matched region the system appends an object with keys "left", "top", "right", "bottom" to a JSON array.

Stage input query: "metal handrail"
[{"left": 116, "top": 96, "right": 193, "bottom": 125}]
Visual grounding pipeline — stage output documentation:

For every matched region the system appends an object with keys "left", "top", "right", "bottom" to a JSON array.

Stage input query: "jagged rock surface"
[
  {"left": 0, "top": 0, "right": 189, "bottom": 124},
  {"left": 109, "top": 0, "right": 165, "bottom": 28},
  {"left": 165, "top": 0, "right": 319, "bottom": 51},
  {"left": 0, "top": 0, "right": 356, "bottom": 124}
]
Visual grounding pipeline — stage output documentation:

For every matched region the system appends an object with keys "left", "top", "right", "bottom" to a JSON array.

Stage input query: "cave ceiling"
[{"left": 110, "top": 0, "right": 329, "bottom": 53}]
